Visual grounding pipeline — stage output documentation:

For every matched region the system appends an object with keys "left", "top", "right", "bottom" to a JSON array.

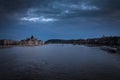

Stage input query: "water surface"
[{"left": 0, "top": 44, "right": 120, "bottom": 80}]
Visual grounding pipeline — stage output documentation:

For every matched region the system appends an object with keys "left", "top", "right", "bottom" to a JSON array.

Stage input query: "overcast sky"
[{"left": 0, "top": 0, "right": 120, "bottom": 40}]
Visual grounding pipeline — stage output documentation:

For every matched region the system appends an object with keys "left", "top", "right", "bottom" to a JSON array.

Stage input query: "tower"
[{"left": 31, "top": 35, "right": 34, "bottom": 39}]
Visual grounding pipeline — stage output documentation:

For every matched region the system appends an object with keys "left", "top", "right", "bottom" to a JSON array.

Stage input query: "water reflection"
[{"left": 0, "top": 44, "right": 120, "bottom": 80}]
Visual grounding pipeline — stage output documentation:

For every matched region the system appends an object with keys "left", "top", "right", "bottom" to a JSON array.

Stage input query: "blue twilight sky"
[{"left": 0, "top": 0, "right": 120, "bottom": 41}]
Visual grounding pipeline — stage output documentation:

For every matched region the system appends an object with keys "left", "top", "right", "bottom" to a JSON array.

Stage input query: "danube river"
[{"left": 0, "top": 44, "right": 120, "bottom": 80}]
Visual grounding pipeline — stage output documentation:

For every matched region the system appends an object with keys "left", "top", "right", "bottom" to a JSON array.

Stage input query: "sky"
[{"left": 0, "top": 0, "right": 120, "bottom": 40}]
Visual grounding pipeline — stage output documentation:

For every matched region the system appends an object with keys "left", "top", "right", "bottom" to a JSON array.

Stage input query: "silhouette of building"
[
  {"left": 0, "top": 39, "right": 19, "bottom": 45},
  {"left": 19, "top": 35, "right": 44, "bottom": 46}
]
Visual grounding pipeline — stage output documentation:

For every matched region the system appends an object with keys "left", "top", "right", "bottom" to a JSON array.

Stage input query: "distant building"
[
  {"left": 0, "top": 39, "right": 19, "bottom": 45},
  {"left": 19, "top": 35, "right": 44, "bottom": 46}
]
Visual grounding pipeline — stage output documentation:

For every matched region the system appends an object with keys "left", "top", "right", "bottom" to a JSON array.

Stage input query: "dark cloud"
[
  {"left": 0, "top": 0, "right": 120, "bottom": 40},
  {"left": 0, "top": 0, "right": 49, "bottom": 23},
  {"left": 0, "top": 0, "right": 120, "bottom": 25}
]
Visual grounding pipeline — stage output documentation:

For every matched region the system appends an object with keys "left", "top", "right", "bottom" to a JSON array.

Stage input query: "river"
[{"left": 0, "top": 44, "right": 120, "bottom": 80}]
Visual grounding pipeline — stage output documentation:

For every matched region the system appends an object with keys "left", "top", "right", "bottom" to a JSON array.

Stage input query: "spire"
[{"left": 31, "top": 35, "right": 34, "bottom": 39}]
